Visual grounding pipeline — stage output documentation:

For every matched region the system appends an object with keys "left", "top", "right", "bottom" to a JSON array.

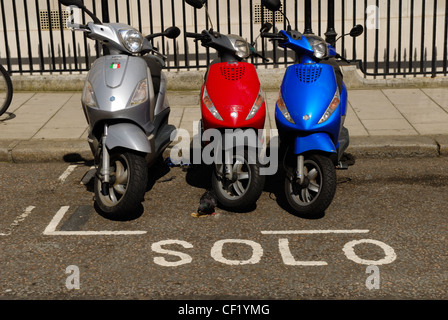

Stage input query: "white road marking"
[
  {"left": 47, "top": 230, "right": 147, "bottom": 236},
  {"left": 152, "top": 240, "right": 194, "bottom": 267},
  {"left": 0, "top": 206, "right": 36, "bottom": 236},
  {"left": 261, "top": 229, "right": 370, "bottom": 235},
  {"left": 58, "top": 165, "right": 78, "bottom": 182},
  {"left": 211, "top": 239, "right": 263, "bottom": 265},
  {"left": 43, "top": 206, "right": 70, "bottom": 234},
  {"left": 343, "top": 239, "right": 397, "bottom": 265},
  {"left": 278, "top": 238, "right": 328, "bottom": 266},
  {"left": 43, "top": 206, "right": 147, "bottom": 236}
]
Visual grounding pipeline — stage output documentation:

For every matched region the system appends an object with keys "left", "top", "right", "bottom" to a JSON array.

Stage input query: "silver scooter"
[{"left": 60, "top": 0, "right": 180, "bottom": 219}]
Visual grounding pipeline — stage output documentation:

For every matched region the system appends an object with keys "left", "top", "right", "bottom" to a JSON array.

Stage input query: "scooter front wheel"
[
  {"left": 212, "top": 151, "right": 265, "bottom": 210},
  {"left": 284, "top": 154, "right": 336, "bottom": 217},
  {"left": 94, "top": 150, "right": 148, "bottom": 219}
]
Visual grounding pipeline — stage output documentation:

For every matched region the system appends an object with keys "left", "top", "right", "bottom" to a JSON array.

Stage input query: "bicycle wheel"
[{"left": 0, "top": 64, "right": 13, "bottom": 116}]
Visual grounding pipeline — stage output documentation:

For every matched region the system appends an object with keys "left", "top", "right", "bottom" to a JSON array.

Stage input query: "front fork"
[
  {"left": 99, "top": 123, "right": 111, "bottom": 196},
  {"left": 224, "top": 150, "right": 233, "bottom": 180},
  {"left": 217, "top": 152, "right": 235, "bottom": 181},
  {"left": 296, "top": 155, "right": 305, "bottom": 185}
]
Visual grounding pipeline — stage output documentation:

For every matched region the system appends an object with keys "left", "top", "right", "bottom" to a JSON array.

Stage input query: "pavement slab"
[{"left": 1, "top": 87, "right": 448, "bottom": 162}]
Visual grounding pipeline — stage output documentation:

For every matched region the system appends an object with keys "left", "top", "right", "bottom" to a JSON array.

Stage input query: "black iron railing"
[{"left": 0, "top": 0, "right": 447, "bottom": 78}]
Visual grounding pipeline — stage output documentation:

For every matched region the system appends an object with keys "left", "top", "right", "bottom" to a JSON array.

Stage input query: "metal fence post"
[
  {"left": 0, "top": 0, "right": 445, "bottom": 77},
  {"left": 101, "top": 0, "right": 110, "bottom": 23},
  {"left": 304, "top": 0, "right": 313, "bottom": 34},
  {"left": 325, "top": 0, "right": 337, "bottom": 47},
  {"left": 101, "top": 0, "right": 110, "bottom": 55}
]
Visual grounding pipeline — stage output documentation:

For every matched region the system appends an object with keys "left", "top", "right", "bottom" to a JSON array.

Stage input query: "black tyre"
[
  {"left": 284, "top": 154, "right": 336, "bottom": 216},
  {"left": 94, "top": 150, "right": 148, "bottom": 219},
  {"left": 0, "top": 64, "right": 13, "bottom": 117},
  {"left": 211, "top": 150, "right": 265, "bottom": 210}
]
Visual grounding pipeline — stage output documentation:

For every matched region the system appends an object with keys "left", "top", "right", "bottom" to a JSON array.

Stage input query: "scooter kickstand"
[{"left": 336, "top": 161, "right": 349, "bottom": 170}]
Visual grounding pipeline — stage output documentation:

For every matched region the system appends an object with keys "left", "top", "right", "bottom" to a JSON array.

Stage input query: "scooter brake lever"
[
  {"left": 335, "top": 53, "right": 350, "bottom": 64},
  {"left": 152, "top": 49, "right": 168, "bottom": 60},
  {"left": 209, "top": 29, "right": 220, "bottom": 38},
  {"left": 254, "top": 51, "right": 270, "bottom": 62}
]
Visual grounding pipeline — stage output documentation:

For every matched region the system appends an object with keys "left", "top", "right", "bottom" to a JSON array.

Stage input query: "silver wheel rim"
[
  {"left": 216, "top": 154, "right": 251, "bottom": 200},
  {"left": 288, "top": 159, "right": 322, "bottom": 206},
  {"left": 98, "top": 155, "right": 129, "bottom": 206}
]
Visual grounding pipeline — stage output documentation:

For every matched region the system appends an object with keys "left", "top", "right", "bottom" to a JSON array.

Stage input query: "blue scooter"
[{"left": 261, "top": 0, "right": 363, "bottom": 216}]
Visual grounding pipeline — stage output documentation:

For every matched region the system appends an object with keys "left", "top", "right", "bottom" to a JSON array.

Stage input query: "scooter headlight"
[
  {"left": 305, "top": 35, "right": 329, "bottom": 60},
  {"left": 203, "top": 87, "right": 223, "bottom": 121},
  {"left": 318, "top": 88, "right": 340, "bottom": 124},
  {"left": 277, "top": 91, "right": 295, "bottom": 124},
  {"left": 228, "top": 34, "right": 250, "bottom": 59},
  {"left": 82, "top": 81, "right": 98, "bottom": 108},
  {"left": 119, "top": 28, "right": 144, "bottom": 53},
  {"left": 246, "top": 89, "right": 265, "bottom": 120}
]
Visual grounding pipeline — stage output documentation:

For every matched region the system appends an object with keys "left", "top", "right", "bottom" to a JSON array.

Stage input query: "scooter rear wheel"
[
  {"left": 0, "top": 64, "right": 13, "bottom": 117},
  {"left": 94, "top": 150, "right": 148, "bottom": 219},
  {"left": 212, "top": 150, "right": 265, "bottom": 210},
  {"left": 284, "top": 154, "right": 336, "bottom": 216}
]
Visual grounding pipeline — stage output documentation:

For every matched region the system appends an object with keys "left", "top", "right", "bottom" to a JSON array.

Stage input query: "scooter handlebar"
[
  {"left": 260, "top": 32, "right": 277, "bottom": 38},
  {"left": 261, "top": 32, "right": 286, "bottom": 41},
  {"left": 185, "top": 32, "right": 205, "bottom": 39}
]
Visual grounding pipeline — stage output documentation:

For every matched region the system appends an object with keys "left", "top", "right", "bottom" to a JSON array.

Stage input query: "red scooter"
[{"left": 185, "top": 0, "right": 270, "bottom": 210}]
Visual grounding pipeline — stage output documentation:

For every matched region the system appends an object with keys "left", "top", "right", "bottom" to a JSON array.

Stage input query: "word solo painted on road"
[{"left": 64, "top": 237, "right": 392, "bottom": 291}]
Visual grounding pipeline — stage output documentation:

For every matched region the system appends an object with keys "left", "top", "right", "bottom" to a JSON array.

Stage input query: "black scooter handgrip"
[
  {"left": 261, "top": 32, "right": 279, "bottom": 38},
  {"left": 185, "top": 32, "right": 204, "bottom": 39},
  {"left": 261, "top": 32, "right": 286, "bottom": 42}
]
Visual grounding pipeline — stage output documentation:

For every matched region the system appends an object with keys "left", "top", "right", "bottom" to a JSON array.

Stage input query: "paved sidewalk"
[{"left": 1, "top": 87, "right": 448, "bottom": 162}]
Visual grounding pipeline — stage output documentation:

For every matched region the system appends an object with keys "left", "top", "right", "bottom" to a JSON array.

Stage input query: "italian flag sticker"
[{"left": 110, "top": 63, "right": 120, "bottom": 69}]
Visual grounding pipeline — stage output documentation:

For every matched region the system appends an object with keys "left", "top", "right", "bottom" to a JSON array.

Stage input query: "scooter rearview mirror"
[
  {"left": 260, "top": 22, "right": 273, "bottom": 33},
  {"left": 185, "top": 0, "right": 207, "bottom": 9},
  {"left": 261, "top": 0, "right": 281, "bottom": 12},
  {"left": 59, "top": 0, "right": 84, "bottom": 8},
  {"left": 164, "top": 26, "right": 181, "bottom": 39},
  {"left": 350, "top": 24, "right": 364, "bottom": 37}
]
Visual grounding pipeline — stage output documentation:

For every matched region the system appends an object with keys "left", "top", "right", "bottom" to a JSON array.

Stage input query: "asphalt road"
[{"left": 0, "top": 156, "right": 447, "bottom": 301}]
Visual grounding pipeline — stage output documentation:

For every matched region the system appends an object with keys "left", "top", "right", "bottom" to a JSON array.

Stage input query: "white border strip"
[
  {"left": 0, "top": 206, "right": 36, "bottom": 236},
  {"left": 46, "top": 230, "right": 147, "bottom": 236},
  {"left": 58, "top": 165, "right": 78, "bottom": 182},
  {"left": 43, "top": 206, "right": 147, "bottom": 236},
  {"left": 261, "top": 229, "right": 370, "bottom": 235}
]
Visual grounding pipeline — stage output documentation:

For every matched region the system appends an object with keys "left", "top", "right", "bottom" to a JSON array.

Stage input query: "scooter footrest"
[{"left": 155, "top": 124, "right": 176, "bottom": 152}]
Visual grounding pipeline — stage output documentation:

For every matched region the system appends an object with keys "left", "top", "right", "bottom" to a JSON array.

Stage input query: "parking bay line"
[
  {"left": 43, "top": 206, "right": 147, "bottom": 236},
  {"left": 261, "top": 230, "right": 370, "bottom": 235},
  {"left": 58, "top": 165, "right": 78, "bottom": 183},
  {"left": 0, "top": 206, "right": 36, "bottom": 236}
]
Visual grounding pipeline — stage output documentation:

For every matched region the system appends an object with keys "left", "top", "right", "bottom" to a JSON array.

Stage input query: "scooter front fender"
[
  {"left": 294, "top": 132, "right": 337, "bottom": 155},
  {"left": 106, "top": 123, "right": 153, "bottom": 154}
]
